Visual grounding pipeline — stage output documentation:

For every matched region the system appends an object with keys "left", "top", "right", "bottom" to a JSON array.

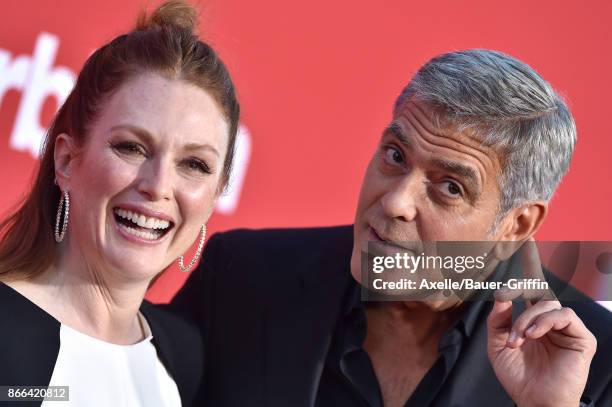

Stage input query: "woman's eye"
[
  {"left": 183, "top": 158, "right": 211, "bottom": 174},
  {"left": 113, "top": 141, "right": 147, "bottom": 157},
  {"left": 384, "top": 146, "right": 404, "bottom": 165}
]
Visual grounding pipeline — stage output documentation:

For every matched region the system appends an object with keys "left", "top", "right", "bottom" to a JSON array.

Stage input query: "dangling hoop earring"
[
  {"left": 178, "top": 224, "right": 206, "bottom": 273},
  {"left": 55, "top": 190, "right": 70, "bottom": 243}
]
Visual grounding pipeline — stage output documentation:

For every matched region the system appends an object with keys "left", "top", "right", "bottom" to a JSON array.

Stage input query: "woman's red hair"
[{"left": 0, "top": 0, "right": 239, "bottom": 281}]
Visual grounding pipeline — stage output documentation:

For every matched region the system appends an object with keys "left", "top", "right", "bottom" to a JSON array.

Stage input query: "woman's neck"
[{"left": 8, "top": 250, "right": 151, "bottom": 345}]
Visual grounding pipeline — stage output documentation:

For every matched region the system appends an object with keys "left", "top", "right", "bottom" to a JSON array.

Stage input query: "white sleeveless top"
[{"left": 42, "top": 313, "right": 182, "bottom": 407}]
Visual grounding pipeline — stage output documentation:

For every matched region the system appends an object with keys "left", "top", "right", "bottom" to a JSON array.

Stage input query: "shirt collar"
[
  {"left": 344, "top": 255, "right": 515, "bottom": 340},
  {"left": 451, "top": 255, "right": 516, "bottom": 338}
]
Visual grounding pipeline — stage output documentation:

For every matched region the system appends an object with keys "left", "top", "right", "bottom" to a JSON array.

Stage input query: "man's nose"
[
  {"left": 380, "top": 174, "right": 420, "bottom": 223},
  {"left": 136, "top": 159, "right": 173, "bottom": 202}
]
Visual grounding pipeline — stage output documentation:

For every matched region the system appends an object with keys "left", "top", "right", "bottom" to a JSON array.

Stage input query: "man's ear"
[
  {"left": 492, "top": 202, "right": 548, "bottom": 260},
  {"left": 54, "top": 133, "right": 78, "bottom": 191},
  {"left": 499, "top": 201, "right": 548, "bottom": 241}
]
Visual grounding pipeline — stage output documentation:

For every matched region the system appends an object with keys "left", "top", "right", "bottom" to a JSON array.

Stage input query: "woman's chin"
[
  {"left": 122, "top": 265, "right": 165, "bottom": 283},
  {"left": 100, "top": 223, "right": 174, "bottom": 280},
  {"left": 100, "top": 251, "right": 170, "bottom": 283}
]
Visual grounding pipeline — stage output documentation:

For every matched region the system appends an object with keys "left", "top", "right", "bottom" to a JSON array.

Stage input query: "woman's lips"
[{"left": 113, "top": 213, "right": 172, "bottom": 246}]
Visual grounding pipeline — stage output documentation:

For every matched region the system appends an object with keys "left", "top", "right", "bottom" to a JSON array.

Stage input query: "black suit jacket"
[
  {"left": 0, "top": 282, "right": 203, "bottom": 407},
  {"left": 171, "top": 225, "right": 612, "bottom": 407}
]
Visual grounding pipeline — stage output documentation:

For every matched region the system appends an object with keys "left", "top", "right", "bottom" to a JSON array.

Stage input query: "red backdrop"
[{"left": 1, "top": 0, "right": 610, "bottom": 303}]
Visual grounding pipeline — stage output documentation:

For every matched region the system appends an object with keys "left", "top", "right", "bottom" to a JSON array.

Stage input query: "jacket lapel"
[
  {"left": 0, "top": 282, "right": 61, "bottom": 388},
  {"left": 264, "top": 232, "right": 354, "bottom": 407}
]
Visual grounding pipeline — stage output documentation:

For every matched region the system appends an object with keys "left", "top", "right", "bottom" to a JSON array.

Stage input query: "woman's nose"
[{"left": 136, "top": 160, "right": 173, "bottom": 202}]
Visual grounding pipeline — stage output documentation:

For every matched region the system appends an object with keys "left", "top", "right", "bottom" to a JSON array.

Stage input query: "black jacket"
[
  {"left": 171, "top": 225, "right": 612, "bottom": 407},
  {"left": 0, "top": 281, "right": 203, "bottom": 407}
]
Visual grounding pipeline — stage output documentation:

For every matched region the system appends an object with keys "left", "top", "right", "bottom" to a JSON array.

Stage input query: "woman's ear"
[{"left": 54, "top": 133, "right": 78, "bottom": 191}]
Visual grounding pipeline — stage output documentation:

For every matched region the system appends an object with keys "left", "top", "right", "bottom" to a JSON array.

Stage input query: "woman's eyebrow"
[
  {"left": 183, "top": 142, "right": 219, "bottom": 157},
  {"left": 109, "top": 124, "right": 219, "bottom": 157},
  {"left": 109, "top": 124, "right": 154, "bottom": 144}
]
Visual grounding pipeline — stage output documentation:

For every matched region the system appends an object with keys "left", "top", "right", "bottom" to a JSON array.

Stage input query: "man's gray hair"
[{"left": 396, "top": 49, "right": 576, "bottom": 215}]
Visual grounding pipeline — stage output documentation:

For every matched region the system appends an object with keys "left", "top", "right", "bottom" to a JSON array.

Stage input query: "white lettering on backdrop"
[{"left": 0, "top": 32, "right": 250, "bottom": 214}]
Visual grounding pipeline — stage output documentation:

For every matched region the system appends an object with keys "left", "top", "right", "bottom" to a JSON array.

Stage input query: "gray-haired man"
[{"left": 172, "top": 49, "right": 611, "bottom": 407}]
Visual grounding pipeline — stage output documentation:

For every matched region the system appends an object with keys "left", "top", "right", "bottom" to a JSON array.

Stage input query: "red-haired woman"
[{"left": 0, "top": 1, "right": 239, "bottom": 406}]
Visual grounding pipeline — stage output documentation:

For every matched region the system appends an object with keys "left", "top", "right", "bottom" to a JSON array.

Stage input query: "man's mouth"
[
  {"left": 369, "top": 227, "right": 384, "bottom": 242},
  {"left": 367, "top": 225, "right": 423, "bottom": 253},
  {"left": 113, "top": 207, "right": 175, "bottom": 241}
]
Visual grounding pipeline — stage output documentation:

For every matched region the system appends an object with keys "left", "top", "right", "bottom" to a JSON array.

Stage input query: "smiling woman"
[
  {"left": 54, "top": 72, "right": 230, "bottom": 280},
  {"left": 0, "top": 1, "right": 238, "bottom": 406}
]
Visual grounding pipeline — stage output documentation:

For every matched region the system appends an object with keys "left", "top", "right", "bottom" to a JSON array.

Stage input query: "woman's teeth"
[
  {"left": 119, "top": 224, "right": 163, "bottom": 241},
  {"left": 113, "top": 208, "right": 172, "bottom": 241},
  {"left": 114, "top": 208, "right": 170, "bottom": 230}
]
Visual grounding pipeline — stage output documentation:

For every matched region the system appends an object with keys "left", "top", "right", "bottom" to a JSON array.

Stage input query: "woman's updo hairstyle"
[{"left": 0, "top": 0, "right": 239, "bottom": 280}]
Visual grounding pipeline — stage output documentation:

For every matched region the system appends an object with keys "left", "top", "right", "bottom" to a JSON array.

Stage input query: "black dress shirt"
[{"left": 315, "top": 280, "right": 489, "bottom": 407}]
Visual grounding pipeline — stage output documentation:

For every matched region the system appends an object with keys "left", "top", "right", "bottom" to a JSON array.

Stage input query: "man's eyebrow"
[
  {"left": 431, "top": 158, "right": 481, "bottom": 192},
  {"left": 384, "top": 122, "right": 413, "bottom": 149},
  {"left": 110, "top": 124, "right": 219, "bottom": 157}
]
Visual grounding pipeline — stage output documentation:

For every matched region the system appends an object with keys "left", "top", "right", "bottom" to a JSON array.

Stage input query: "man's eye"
[
  {"left": 441, "top": 180, "right": 463, "bottom": 197},
  {"left": 384, "top": 146, "right": 404, "bottom": 165}
]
